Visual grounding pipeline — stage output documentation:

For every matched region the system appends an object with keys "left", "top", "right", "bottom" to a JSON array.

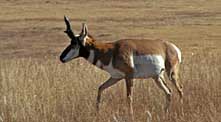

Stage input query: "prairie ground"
[{"left": 0, "top": 0, "right": 220, "bottom": 122}]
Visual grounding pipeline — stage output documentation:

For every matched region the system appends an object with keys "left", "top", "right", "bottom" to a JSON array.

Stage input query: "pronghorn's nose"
[{"left": 60, "top": 56, "right": 65, "bottom": 63}]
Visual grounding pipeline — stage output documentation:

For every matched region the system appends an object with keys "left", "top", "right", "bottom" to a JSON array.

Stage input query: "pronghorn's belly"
[
  {"left": 132, "top": 55, "right": 165, "bottom": 78},
  {"left": 96, "top": 58, "right": 126, "bottom": 79}
]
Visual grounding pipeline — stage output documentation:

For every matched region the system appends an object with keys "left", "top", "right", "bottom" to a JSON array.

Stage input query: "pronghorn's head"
[{"left": 60, "top": 16, "right": 92, "bottom": 63}]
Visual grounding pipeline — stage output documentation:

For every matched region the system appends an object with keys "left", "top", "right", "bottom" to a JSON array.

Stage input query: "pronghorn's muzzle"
[
  {"left": 60, "top": 56, "right": 66, "bottom": 63},
  {"left": 60, "top": 46, "right": 70, "bottom": 63}
]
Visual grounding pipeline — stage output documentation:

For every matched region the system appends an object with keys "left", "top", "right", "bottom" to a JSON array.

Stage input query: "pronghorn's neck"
[{"left": 84, "top": 40, "right": 114, "bottom": 66}]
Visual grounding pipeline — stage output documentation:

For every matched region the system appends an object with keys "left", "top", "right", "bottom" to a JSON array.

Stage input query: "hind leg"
[
  {"left": 154, "top": 71, "right": 172, "bottom": 112},
  {"left": 170, "top": 64, "right": 183, "bottom": 99}
]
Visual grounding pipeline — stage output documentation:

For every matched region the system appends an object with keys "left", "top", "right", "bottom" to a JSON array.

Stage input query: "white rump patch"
[
  {"left": 132, "top": 55, "right": 165, "bottom": 78},
  {"left": 96, "top": 58, "right": 125, "bottom": 79},
  {"left": 170, "top": 43, "right": 182, "bottom": 63}
]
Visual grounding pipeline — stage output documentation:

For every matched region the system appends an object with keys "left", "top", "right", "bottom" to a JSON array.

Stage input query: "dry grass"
[
  {"left": 0, "top": 51, "right": 220, "bottom": 122},
  {"left": 0, "top": 0, "right": 221, "bottom": 122}
]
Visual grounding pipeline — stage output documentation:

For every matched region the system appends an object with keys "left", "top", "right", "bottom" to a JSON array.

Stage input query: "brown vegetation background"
[{"left": 0, "top": 0, "right": 220, "bottom": 122}]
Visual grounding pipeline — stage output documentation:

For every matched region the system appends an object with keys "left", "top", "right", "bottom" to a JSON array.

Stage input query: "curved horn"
[{"left": 64, "top": 16, "right": 76, "bottom": 39}]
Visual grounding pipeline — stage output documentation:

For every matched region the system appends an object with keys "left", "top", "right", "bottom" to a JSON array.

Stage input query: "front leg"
[
  {"left": 125, "top": 77, "right": 134, "bottom": 120},
  {"left": 96, "top": 77, "right": 122, "bottom": 111}
]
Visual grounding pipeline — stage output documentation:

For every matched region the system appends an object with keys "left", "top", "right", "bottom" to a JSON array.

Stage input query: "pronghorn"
[{"left": 60, "top": 16, "right": 183, "bottom": 113}]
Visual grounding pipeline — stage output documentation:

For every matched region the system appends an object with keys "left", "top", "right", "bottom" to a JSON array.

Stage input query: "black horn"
[{"left": 64, "top": 16, "right": 76, "bottom": 40}]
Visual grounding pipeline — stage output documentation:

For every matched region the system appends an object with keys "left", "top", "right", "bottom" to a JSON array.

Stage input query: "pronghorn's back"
[
  {"left": 114, "top": 38, "right": 181, "bottom": 61},
  {"left": 114, "top": 39, "right": 167, "bottom": 56}
]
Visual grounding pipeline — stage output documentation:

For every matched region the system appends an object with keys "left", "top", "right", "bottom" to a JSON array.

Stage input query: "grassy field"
[{"left": 0, "top": 0, "right": 220, "bottom": 122}]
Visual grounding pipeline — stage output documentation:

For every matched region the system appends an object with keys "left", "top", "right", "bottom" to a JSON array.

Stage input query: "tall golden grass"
[{"left": 0, "top": 50, "right": 220, "bottom": 122}]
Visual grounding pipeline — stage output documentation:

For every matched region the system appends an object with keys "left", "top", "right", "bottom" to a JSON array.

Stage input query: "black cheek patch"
[{"left": 79, "top": 46, "right": 89, "bottom": 59}]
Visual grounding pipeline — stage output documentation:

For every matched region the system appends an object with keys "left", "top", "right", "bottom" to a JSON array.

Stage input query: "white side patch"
[
  {"left": 63, "top": 48, "right": 79, "bottom": 61},
  {"left": 132, "top": 55, "right": 165, "bottom": 78},
  {"left": 171, "top": 43, "right": 182, "bottom": 63},
  {"left": 96, "top": 58, "right": 125, "bottom": 79},
  {"left": 134, "top": 55, "right": 165, "bottom": 67},
  {"left": 87, "top": 50, "right": 95, "bottom": 63}
]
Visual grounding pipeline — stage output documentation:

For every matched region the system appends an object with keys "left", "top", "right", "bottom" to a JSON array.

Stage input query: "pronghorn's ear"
[
  {"left": 80, "top": 23, "right": 88, "bottom": 37},
  {"left": 79, "top": 23, "right": 88, "bottom": 46}
]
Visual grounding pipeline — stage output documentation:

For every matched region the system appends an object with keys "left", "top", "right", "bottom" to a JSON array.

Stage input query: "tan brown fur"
[
  {"left": 85, "top": 36, "right": 181, "bottom": 79},
  {"left": 84, "top": 37, "right": 178, "bottom": 73},
  {"left": 113, "top": 39, "right": 169, "bottom": 74},
  {"left": 85, "top": 36, "right": 114, "bottom": 66},
  {"left": 115, "top": 39, "right": 167, "bottom": 56}
]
